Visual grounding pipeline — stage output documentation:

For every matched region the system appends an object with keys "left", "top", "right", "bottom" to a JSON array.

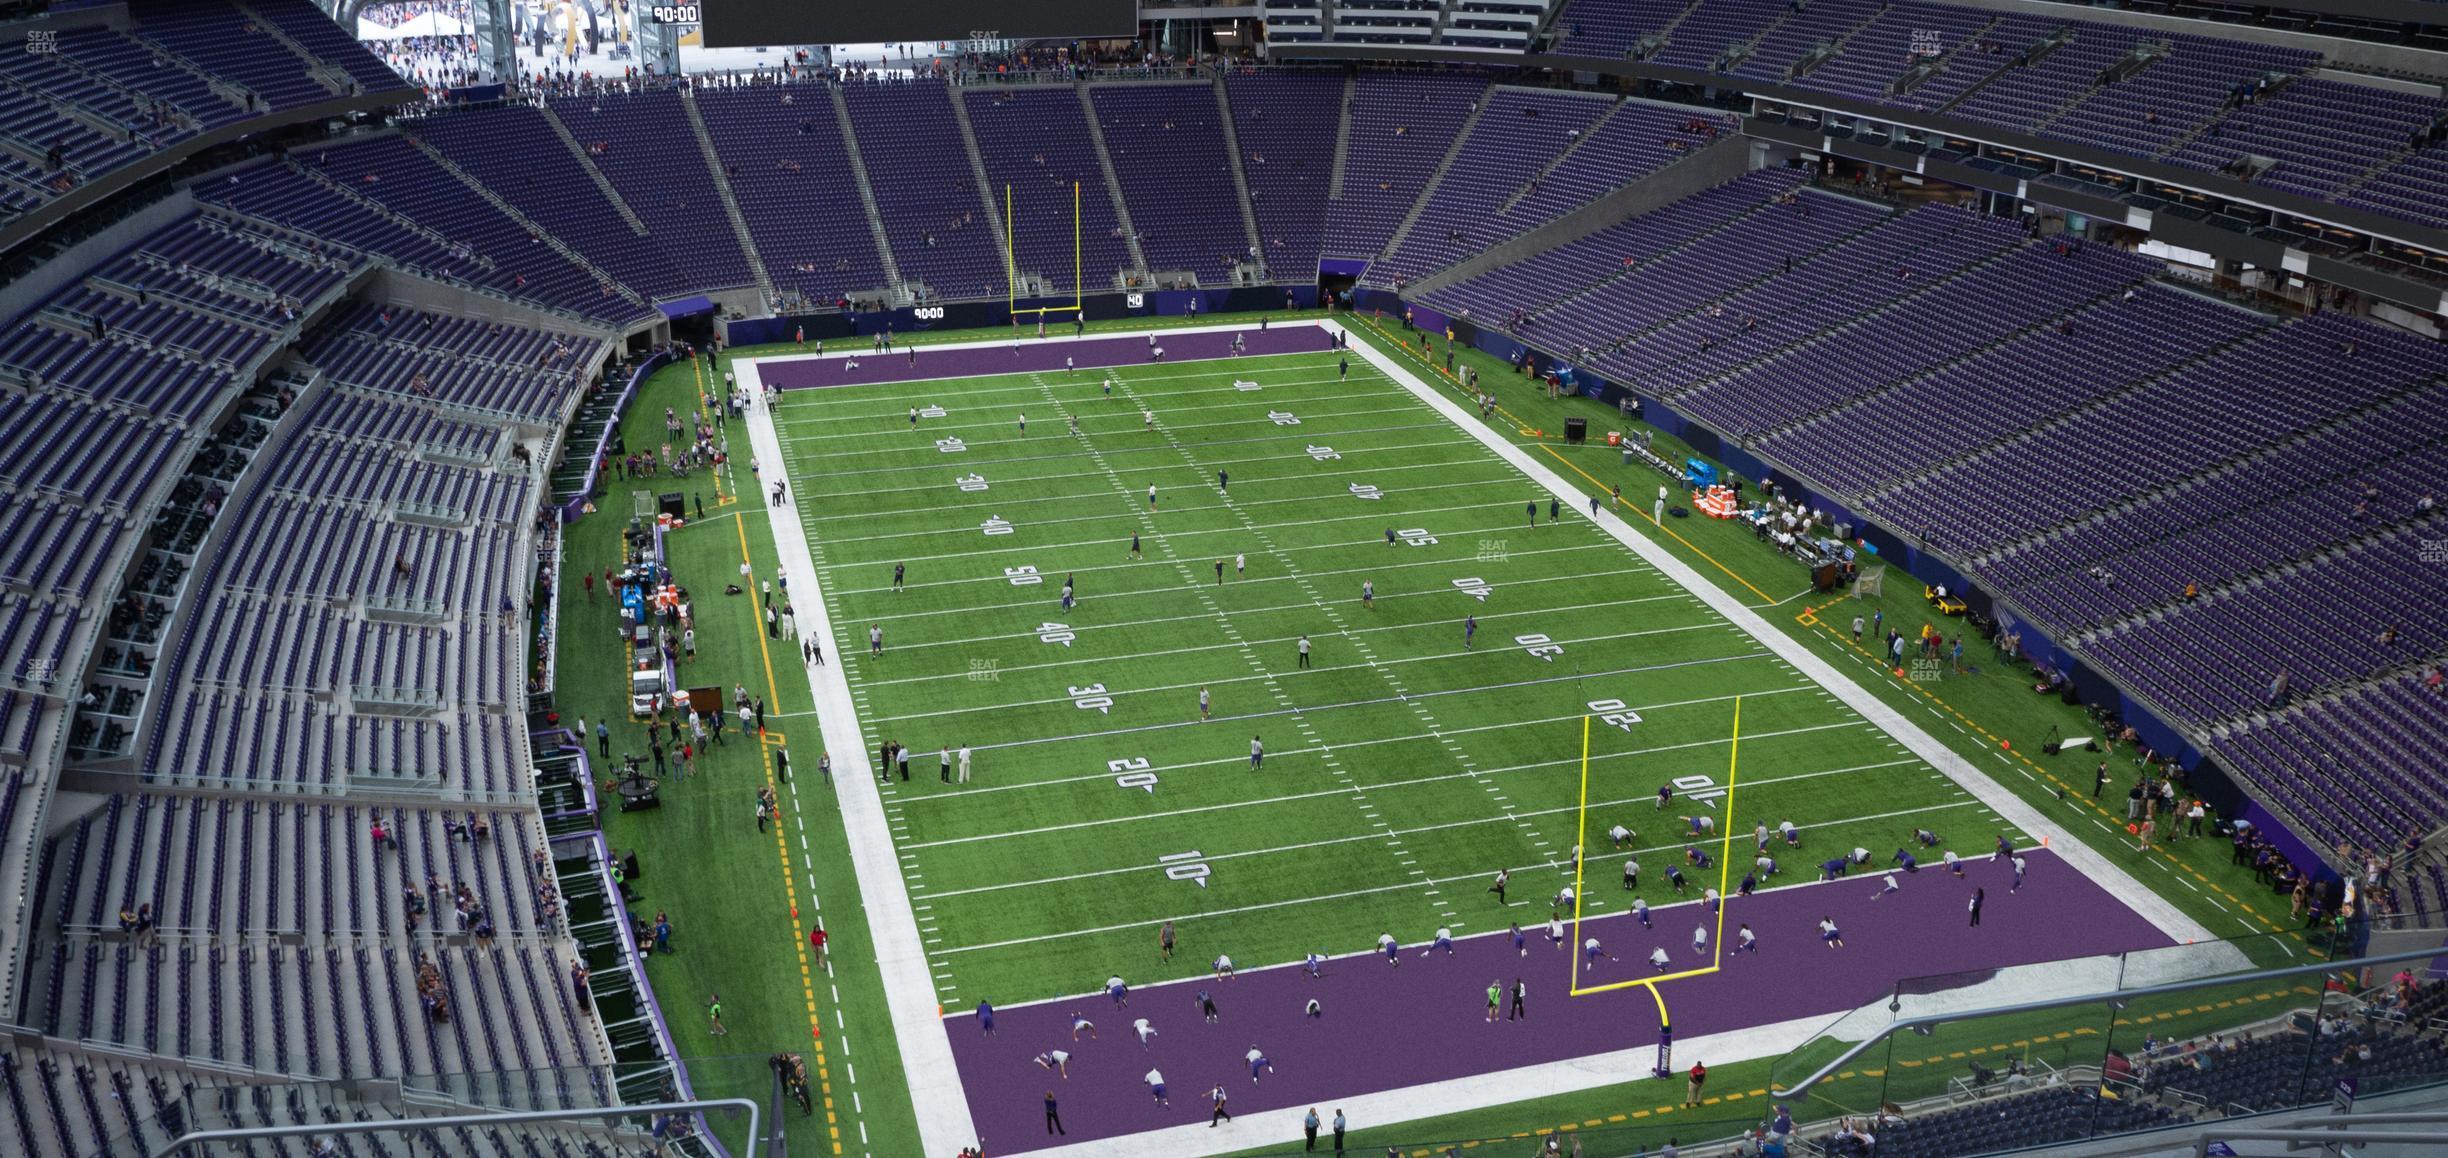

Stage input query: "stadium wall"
[{"left": 721, "top": 285, "right": 1326, "bottom": 346}]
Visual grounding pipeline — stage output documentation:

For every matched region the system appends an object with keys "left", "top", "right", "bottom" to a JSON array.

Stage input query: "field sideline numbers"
[
  {"left": 1110, "top": 757, "right": 1156, "bottom": 792},
  {"left": 1038, "top": 622, "right": 1075, "bottom": 647},
  {"left": 1158, "top": 850, "right": 1210, "bottom": 888},
  {"left": 1267, "top": 410, "right": 1301, "bottom": 426},
  {"left": 936, "top": 436, "right": 967, "bottom": 453},
  {"left": 1232, "top": 379, "right": 1261, "bottom": 392},
  {"left": 1306, "top": 445, "right": 1340, "bottom": 461},
  {"left": 1349, "top": 483, "right": 1383, "bottom": 501},
  {"left": 917, "top": 404, "right": 946, "bottom": 418},
  {"left": 1005, "top": 565, "right": 1042, "bottom": 586},
  {"left": 1396, "top": 528, "right": 1438, "bottom": 547},
  {"left": 1070, "top": 683, "right": 1113, "bottom": 714},
  {"left": 954, "top": 473, "right": 988, "bottom": 492},
  {"left": 1588, "top": 697, "right": 1643, "bottom": 731},
  {"left": 981, "top": 516, "right": 1014, "bottom": 536},
  {"left": 1516, "top": 632, "right": 1563, "bottom": 661},
  {"left": 1452, "top": 576, "right": 1493, "bottom": 601}
]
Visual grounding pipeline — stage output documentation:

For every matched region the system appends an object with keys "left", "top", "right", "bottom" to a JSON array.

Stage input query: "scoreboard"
[{"left": 699, "top": 0, "right": 1140, "bottom": 49}]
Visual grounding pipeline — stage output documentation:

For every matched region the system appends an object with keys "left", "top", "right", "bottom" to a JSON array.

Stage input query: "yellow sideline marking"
[{"left": 732, "top": 498, "right": 844, "bottom": 1153}]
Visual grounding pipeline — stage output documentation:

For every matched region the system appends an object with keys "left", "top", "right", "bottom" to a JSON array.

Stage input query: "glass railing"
[{"left": 1762, "top": 938, "right": 2448, "bottom": 1155}]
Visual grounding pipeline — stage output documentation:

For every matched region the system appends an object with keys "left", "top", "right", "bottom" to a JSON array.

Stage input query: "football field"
[{"left": 753, "top": 323, "right": 2016, "bottom": 1013}]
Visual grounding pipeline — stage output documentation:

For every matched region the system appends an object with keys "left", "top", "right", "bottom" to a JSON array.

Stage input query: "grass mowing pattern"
[{"left": 772, "top": 339, "right": 2016, "bottom": 1011}]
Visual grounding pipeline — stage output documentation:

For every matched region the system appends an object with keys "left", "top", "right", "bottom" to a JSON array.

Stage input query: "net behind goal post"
[{"left": 1855, "top": 564, "right": 1887, "bottom": 600}]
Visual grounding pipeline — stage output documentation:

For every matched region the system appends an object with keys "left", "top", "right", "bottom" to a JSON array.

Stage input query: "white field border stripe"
[
  {"left": 918, "top": 758, "right": 1924, "bottom": 900},
  {"left": 901, "top": 717, "right": 1863, "bottom": 850},
  {"left": 936, "top": 797, "right": 1983, "bottom": 957},
  {"left": 885, "top": 684, "right": 1812, "bottom": 800},
  {"left": 1343, "top": 323, "right": 2238, "bottom": 957},
  {"left": 880, "top": 654, "right": 1805, "bottom": 756},
  {"left": 739, "top": 358, "right": 978, "bottom": 1157}
]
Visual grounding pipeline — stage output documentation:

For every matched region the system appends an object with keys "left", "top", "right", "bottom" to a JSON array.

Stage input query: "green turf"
[
  {"left": 552, "top": 309, "right": 2323, "bottom": 1158},
  {"left": 768, "top": 342, "right": 2005, "bottom": 1010}
]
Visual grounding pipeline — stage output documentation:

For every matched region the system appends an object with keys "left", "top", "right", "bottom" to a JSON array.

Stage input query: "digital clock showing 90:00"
[{"left": 650, "top": 4, "right": 702, "bottom": 24}]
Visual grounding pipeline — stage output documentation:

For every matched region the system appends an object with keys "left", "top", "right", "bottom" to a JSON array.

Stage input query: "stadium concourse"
[{"left": 0, "top": 1, "right": 2444, "bottom": 1157}]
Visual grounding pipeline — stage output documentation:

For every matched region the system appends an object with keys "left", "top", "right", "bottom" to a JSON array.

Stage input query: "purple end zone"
[
  {"left": 752, "top": 325, "right": 1340, "bottom": 391},
  {"left": 946, "top": 849, "right": 2172, "bottom": 1152}
]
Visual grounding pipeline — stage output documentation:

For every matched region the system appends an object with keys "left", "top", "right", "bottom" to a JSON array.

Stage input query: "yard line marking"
[
  {"left": 865, "top": 647, "right": 1775, "bottom": 725},
  {"left": 809, "top": 443, "right": 1501, "bottom": 503},
  {"left": 807, "top": 493, "right": 1538, "bottom": 550},
  {"left": 932, "top": 799, "right": 1986, "bottom": 956},
  {"left": 878, "top": 682, "right": 1812, "bottom": 773},
  {"left": 827, "top": 539, "right": 1622, "bottom": 604},
  {"left": 913, "top": 758, "right": 1924, "bottom": 898},
  {"left": 899, "top": 716, "right": 1871, "bottom": 850},
  {"left": 857, "top": 614, "right": 1723, "bottom": 689},
  {"left": 845, "top": 581, "right": 1681, "bottom": 656}
]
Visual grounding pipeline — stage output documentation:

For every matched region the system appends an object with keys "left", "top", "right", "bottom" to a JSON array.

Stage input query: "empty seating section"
[
  {"left": 2346, "top": 142, "right": 2448, "bottom": 232},
  {"left": 549, "top": 91, "right": 755, "bottom": 293},
  {"left": 246, "top": 0, "right": 409, "bottom": 94},
  {"left": 26, "top": 793, "right": 597, "bottom": 1084},
  {"left": 0, "top": 394, "right": 178, "bottom": 511},
  {"left": 0, "top": 36, "right": 186, "bottom": 179},
  {"left": 0, "top": 0, "right": 401, "bottom": 218},
  {"left": 1225, "top": 71, "right": 1341, "bottom": 280},
  {"left": 1981, "top": 403, "right": 2448, "bottom": 637},
  {"left": 1675, "top": 242, "right": 2158, "bottom": 439},
  {"left": 2224, "top": 682, "right": 2448, "bottom": 852},
  {"left": 1424, "top": 168, "right": 1822, "bottom": 323},
  {"left": 1380, "top": 95, "right": 1742, "bottom": 281},
  {"left": 2048, "top": 34, "right": 2316, "bottom": 159},
  {"left": 840, "top": 79, "right": 1003, "bottom": 300},
  {"left": 1728, "top": 0, "right": 1882, "bottom": 83},
  {"left": 2164, "top": 80, "right": 2444, "bottom": 199},
  {"left": 1865, "top": 315, "right": 2448, "bottom": 560},
  {"left": 1652, "top": 0, "right": 1789, "bottom": 72},
  {"left": 127, "top": 0, "right": 333, "bottom": 111},
  {"left": 49, "top": 25, "right": 247, "bottom": 130},
  {"left": 964, "top": 86, "right": 1136, "bottom": 290},
  {"left": 1756, "top": 287, "right": 2270, "bottom": 500},
  {"left": 407, "top": 106, "right": 692, "bottom": 302},
  {"left": 297, "top": 301, "right": 587, "bottom": 423},
  {"left": 1374, "top": 88, "right": 1615, "bottom": 282},
  {"left": 1892, "top": 15, "right": 2057, "bottom": 113},
  {"left": 1494, "top": 104, "right": 1729, "bottom": 255},
  {"left": 1947, "top": 23, "right": 2143, "bottom": 134},
  {"left": 1805, "top": 2, "right": 2000, "bottom": 106},
  {"left": 1092, "top": 84, "right": 1249, "bottom": 280},
  {"left": 1325, "top": 72, "right": 1487, "bottom": 260},
  {"left": 1551, "top": 0, "right": 1692, "bottom": 59},
  {"left": 283, "top": 138, "right": 638, "bottom": 324},
  {"left": 696, "top": 85, "right": 888, "bottom": 303}
]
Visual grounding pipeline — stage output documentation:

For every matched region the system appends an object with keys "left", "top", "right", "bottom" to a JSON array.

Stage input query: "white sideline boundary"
[
  {"left": 739, "top": 359, "right": 978, "bottom": 1157},
  {"left": 735, "top": 320, "right": 2247, "bottom": 1158}
]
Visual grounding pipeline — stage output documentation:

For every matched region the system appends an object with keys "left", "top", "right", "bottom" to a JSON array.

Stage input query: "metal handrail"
[
  {"left": 1771, "top": 943, "right": 2448, "bottom": 1099},
  {"left": 158, "top": 1097, "right": 757, "bottom": 1156}
]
